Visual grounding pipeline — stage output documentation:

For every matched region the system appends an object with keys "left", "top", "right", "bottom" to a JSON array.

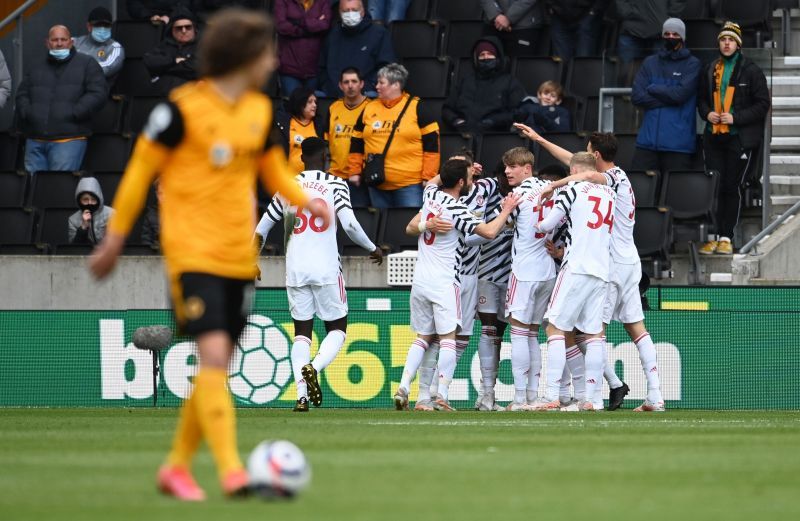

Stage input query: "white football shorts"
[
  {"left": 477, "top": 279, "right": 508, "bottom": 322},
  {"left": 287, "top": 273, "right": 348, "bottom": 322},
  {"left": 410, "top": 281, "right": 461, "bottom": 336},
  {"left": 505, "top": 273, "right": 556, "bottom": 325},
  {"left": 458, "top": 274, "right": 479, "bottom": 335},
  {"left": 603, "top": 260, "right": 645, "bottom": 324},
  {"left": 544, "top": 265, "right": 607, "bottom": 335}
]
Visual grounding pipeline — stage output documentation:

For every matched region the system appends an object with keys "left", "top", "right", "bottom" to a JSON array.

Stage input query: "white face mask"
[{"left": 341, "top": 11, "right": 362, "bottom": 27}]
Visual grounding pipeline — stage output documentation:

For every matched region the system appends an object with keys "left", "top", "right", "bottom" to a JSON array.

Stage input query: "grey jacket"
[
  {"left": 68, "top": 177, "right": 115, "bottom": 244},
  {"left": 73, "top": 34, "right": 125, "bottom": 80},
  {"left": 481, "top": 0, "right": 545, "bottom": 30},
  {"left": 0, "top": 49, "right": 10, "bottom": 109},
  {"left": 615, "top": 0, "right": 687, "bottom": 39}
]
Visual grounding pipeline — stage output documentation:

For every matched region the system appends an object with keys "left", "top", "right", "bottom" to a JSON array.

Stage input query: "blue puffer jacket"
[{"left": 631, "top": 46, "right": 701, "bottom": 154}]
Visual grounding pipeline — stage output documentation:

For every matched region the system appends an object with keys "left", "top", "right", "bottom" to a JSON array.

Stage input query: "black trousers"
[
  {"left": 703, "top": 134, "right": 756, "bottom": 239},
  {"left": 632, "top": 147, "right": 693, "bottom": 175}
]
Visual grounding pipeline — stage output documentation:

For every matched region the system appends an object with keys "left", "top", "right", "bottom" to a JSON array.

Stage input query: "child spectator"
[
  {"left": 68, "top": 177, "right": 114, "bottom": 244},
  {"left": 514, "top": 81, "right": 571, "bottom": 134}
]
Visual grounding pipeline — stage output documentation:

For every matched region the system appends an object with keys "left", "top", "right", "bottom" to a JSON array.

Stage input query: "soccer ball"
[
  {"left": 228, "top": 314, "right": 292, "bottom": 405},
  {"left": 248, "top": 440, "right": 311, "bottom": 498}
]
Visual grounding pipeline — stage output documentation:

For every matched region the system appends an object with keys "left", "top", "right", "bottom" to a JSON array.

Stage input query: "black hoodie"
[
  {"left": 442, "top": 36, "right": 526, "bottom": 134},
  {"left": 143, "top": 6, "right": 199, "bottom": 95}
]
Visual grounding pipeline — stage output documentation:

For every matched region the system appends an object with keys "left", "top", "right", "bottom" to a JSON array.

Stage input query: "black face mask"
[
  {"left": 79, "top": 202, "right": 100, "bottom": 213},
  {"left": 664, "top": 38, "right": 681, "bottom": 51},
  {"left": 477, "top": 59, "right": 497, "bottom": 74}
]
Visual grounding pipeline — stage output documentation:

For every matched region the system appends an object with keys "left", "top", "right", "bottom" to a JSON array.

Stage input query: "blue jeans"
[
  {"left": 368, "top": 183, "right": 423, "bottom": 209},
  {"left": 368, "top": 0, "right": 410, "bottom": 23},
  {"left": 550, "top": 13, "right": 603, "bottom": 60},
  {"left": 24, "top": 139, "right": 87, "bottom": 173},
  {"left": 617, "top": 34, "right": 661, "bottom": 66},
  {"left": 279, "top": 75, "right": 317, "bottom": 97}
]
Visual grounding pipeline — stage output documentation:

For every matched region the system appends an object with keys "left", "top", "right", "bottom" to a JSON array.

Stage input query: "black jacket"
[
  {"left": 697, "top": 53, "right": 771, "bottom": 150},
  {"left": 615, "top": 0, "right": 687, "bottom": 39},
  {"left": 547, "top": 0, "right": 608, "bottom": 20},
  {"left": 126, "top": 0, "right": 191, "bottom": 20},
  {"left": 442, "top": 36, "right": 526, "bottom": 133},
  {"left": 15, "top": 49, "right": 107, "bottom": 140},
  {"left": 143, "top": 9, "right": 199, "bottom": 95}
]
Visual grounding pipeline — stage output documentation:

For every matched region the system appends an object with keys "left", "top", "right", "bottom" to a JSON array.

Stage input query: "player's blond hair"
[
  {"left": 503, "top": 147, "right": 534, "bottom": 167},
  {"left": 199, "top": 8, "right": 275, "bottom": 77},
  {"left": 570, "top": 152, "right": 596, "bottom": 172}
]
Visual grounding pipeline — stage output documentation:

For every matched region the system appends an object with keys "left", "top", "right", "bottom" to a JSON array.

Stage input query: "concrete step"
[
  {"left": 769, "top": 154, "right": 800, "bottom": 174},
  {"left": 770, "top": 195, "right": 800, "bottom": 218},
  {"left": 771, "top": 136, "right": 800, "bottom": 149},
  {"left": 768, "top": 76, "right": 800, "bottom": 95},
  {"left": 772, "top": 96, "right": 800, "bottom": 109},
  {"left": 771, "top": 116, "right": 800, "bottom": 136},
  {"left": 768, "top": 175, "right": 800, "bottom": 195}
]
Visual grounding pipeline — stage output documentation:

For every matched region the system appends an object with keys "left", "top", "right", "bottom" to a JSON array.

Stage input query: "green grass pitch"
[{"left": 1, "top": 409, "right": 799, "bottom": 521}]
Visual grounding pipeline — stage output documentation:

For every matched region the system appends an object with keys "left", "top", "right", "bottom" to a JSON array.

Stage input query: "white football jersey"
[
  {"left": 415, "top": 184, "right": 483, "bottom": 286},
  {"left": 459, "top": 177, "right": 499, "bottom": 276},
  {"left": 541, "top": 181, "right": 616, "bottom": 282},
  {"left": 510, "top": 177, "right": 557, "bottom": 282},
  {"left": 603, "top": 166, "right": 639, "bottom": 265},
  {"left": 258, "top": 170, "right": 350, "bottom": 286},
  {"left": 478, "top": 187, "right": 513, "bottom": 284}
]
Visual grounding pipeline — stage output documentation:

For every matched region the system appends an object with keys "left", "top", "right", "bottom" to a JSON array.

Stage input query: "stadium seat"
[
  {"left": 0, "top": 208, "right": 36, "bottom": 245},
  {"left": 534, "top": 133, "right": 586, "bottom": 169},
  {"left": 454, "top": 57, "right": 474, "bottom": 85},
  {"left": 715, "top": 0, "right": 771, "bottom": 30},
  {"left": 338, "top": 207, "right": 382, "bottom": 256},
  {"left": 403, "top": 57, "right": 451, "bottom": 98},
  {"left": 261, "top": 219, "right": 286, "bottom": 256},
  {"left": 391, "top": 21, "right": 444, "bottom": 58},
  {"left": 89, "top": 171, "right": 124, "bottom": 203},
  {"left": 37, "top": 207, "right": 80, "bottom": 253},
  {"left": 29, "top": 171, "right": 82, "bottom": 209},
  {"left": 0, "top": 171, "right": 29, "bottom": 208},
  {"left": 0, "top": 132, "right": 20, "bottom": 171},
  {"left": 433, "top": 0, "right": 483, "bottom": 21},
  {"left": 565, "top": 57, "right": 615, "bottom": 98},
  {"left": 660, "top": 169, "right": 720, "bottom": 240},
  {"left": 316, "top": 97, "right": 335, "bottom": 123},
  {"left": 579, "top": 96, "right": 599, "bottom": 132},
  {"left": 626, "top": 170, "right": 660, "bottom": 207},
  {"left": 444, "top": 21, "right": 485, "bottom": 58},
  {"left": 91, "top": 96, "right": 126, "bottom": 134},
  {"left": 423, "top": 97, "right": 445, "bottom": 126},
  {"left": 613, "top": 133, "right": 638, "bottom": 173},
  {"left": 379, "top": 207, "right": 420, "bottom": 252},
  {"left": 477, "top": 133, "right": 529, "bottom": 173},
  {"left": 82, "top": 135, "right": 133, "bottom": 172},
  {"left": 405, "top": 0, "right": 431, "bottom": 20},
  {"left": 440, "top": 133, "right": 474, "bottom": 161},
  {"left": 612, "top": 96, "right": 642, "bottom": 134},
  {"left": 633, "top": 206, "right": 673, "bottom": 270},
  {"left": 617, "top": 57, "right": 645, "bottom": 87},
  {"left": 113, "top": 21, "right": 163, "bottom": 59},
  {"left": 682, "top": 0, "right": 708, "bottom": 18},
  {"left": 112, "top": 58, "right": 160, "bottom": 97},
  {"left": 683, "top": 19, "right": 722, "bottom": 49},
  {"left": 127, "top": 96, "right": 166, "bottom": 134},
  {"left": 512, "top": 57, "right": 564, "bottom": 96}
]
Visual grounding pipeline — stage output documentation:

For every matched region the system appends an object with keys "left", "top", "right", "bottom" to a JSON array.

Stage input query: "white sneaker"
[
  {"left": 560, "top": 398, "right": 577, "bottom": 407},
  {"left": 530, "top": 399, "right": 561, "bottom": 411},
  {"left": 492, "top": 402, "right": 505, "bottom": 412},
  {"left": 505, "top": 401, "right": 530, "bottom": 412},
  {"left": 477, "top": 392, "right": 496, "bottom": 412},
  {"left": 560, "top": 402, "right": 581, "bottom": 412},
  {"left": 634, "top": 399, "right": 665, "bottom": 412},
  {"left": 474, "top": 392, "right": 484, "bottom": 410},
  {"left": 393, "top": 387, "right": 409, "bottom": 411}
]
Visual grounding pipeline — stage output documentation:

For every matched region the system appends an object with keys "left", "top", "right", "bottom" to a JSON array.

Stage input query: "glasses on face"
[{"left": 173, "top": 24, "right": 194, "bottom": 32}]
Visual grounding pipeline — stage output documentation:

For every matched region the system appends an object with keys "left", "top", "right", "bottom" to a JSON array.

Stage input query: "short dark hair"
[
  {"left": 340, "top": 67, "right": 363, "bottom": 82},
  {"left": 440, "top": 158, "right": 470, "bottom": 188},
  {"left": 199, "top": 8, "right": 275, "bottom": 78},
  {"left": 301, "top": 136, "right": 327, "bottom": 159},
  {"left": 449, "top": 147, "right": 474, "bottom": 164},
  {"left": 588, "top": 132, "right": 617, "bottom": 161},
  {"left": 538, "top": 163, "right": 568, "bottom": 180},
  {"left": 287, "top": 87, "right": 315, "bottom": 118}
]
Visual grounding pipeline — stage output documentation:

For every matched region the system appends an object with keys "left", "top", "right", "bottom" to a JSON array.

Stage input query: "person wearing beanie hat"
[
  {"left": 73, "top": 6, "right": 126, "bottom": 83},
  {"left": 697, "top": 20, "right": 770, "bottom": 255},
  {"left": 630, "top": 16, "right": 701, "bottom": 175},
  {"left": 442, "top": 35, "right": 525, "bottom": 135},
  {"left": 143, "top": 6, "right": 200, "bottom": 95}
]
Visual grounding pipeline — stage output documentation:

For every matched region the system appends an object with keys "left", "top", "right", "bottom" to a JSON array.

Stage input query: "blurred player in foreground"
[{"left": 89, "top": 8, "right": 327, "bottom": 500}]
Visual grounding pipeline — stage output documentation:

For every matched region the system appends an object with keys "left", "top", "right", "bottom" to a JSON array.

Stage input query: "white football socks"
[
  {"left": 416, "top": 341, "right": 438, "bottom": 402},
  {"left": 399, "top": 338, "right": 428, "bottom": 392},
  {"left": 545, "top": 335, "right": 566, "bottom": 402},
  {"left": 478, "top": 326, "right": 498, "bottom": 394},
  {"left": 427, "top": 341, "right": 440, "bottom": 397},
  {"left": 510, "top": 327, "right": 530, "bottom": 404},
  {"left": 565, "top": 344, "right": 585, "bottom": 400},
  {"left": 634, "top": 332, "right": 663, "bottom": 403},
  {"left": 584, "top": 338, "right": 604, "bottom": 406},
  {"left": 291, "top": 335, "right": 311, "bottom": 400},
  {"left": 527, "top": 331, "right": 542, "bottom": 402},
  {"left": 436, "top": 339, "right": 458, "bottom": 401},
  {"left": 603, "top": 341, "right": 623, "bottom": 390},
  {"left": 312, "top": 329, "right": 346, "bottom": 373}
]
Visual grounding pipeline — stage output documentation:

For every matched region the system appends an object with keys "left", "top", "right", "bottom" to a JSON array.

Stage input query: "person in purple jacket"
[{"left": 275, "top": 0, "right": 332, "bottom": 96}]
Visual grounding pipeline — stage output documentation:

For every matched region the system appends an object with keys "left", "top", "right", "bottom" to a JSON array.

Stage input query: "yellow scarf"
[{"left": 712, "top": 59, "right": 735, "bottom": 135}]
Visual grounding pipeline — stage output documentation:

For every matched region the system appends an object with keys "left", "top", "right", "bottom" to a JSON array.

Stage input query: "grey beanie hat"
[{"left": 663, "top": 17, "right": 686, "bottom": 40}]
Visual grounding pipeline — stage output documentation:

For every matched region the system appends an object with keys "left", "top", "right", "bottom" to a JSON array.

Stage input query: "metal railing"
[
  {"left": 0, "top": 0, "right": 38, "bottom": 91},
  {"left": 739, "top": 199, "right": 800, "bottom": 254}
]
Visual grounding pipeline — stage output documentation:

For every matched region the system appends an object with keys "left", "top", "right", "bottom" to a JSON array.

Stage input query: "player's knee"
[
  {"left": 293, "top": 319, "right": 314, "bottom": 339},
  {"left": 624, "top": 320, "right": 646, "bottom": 339},
  {"left": 325, "top": 316, "right": 348, "bottom": 334}
]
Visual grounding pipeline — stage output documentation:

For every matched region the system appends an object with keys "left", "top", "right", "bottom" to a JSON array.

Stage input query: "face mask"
[
  {"left": 92, "top": 27, "right": 112, "bottom": 43},
  {"left": 80, "top": 201, "right": 100, "bottom": 213},
  {"left": 664, "top": 38, "right": 681, "bottom": 51},
  {"left": 477, "top": 58, "right": 497, "bottom": 73},
  {"left": 341, "top": 11, "right": 362, "bottom": 27},
  {"left": 49, "top": 48, "right": 70, "bottom": 60}
]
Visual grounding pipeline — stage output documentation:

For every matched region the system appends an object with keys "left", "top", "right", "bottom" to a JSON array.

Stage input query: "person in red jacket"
[{"left": 274, "top": 0, "right": 332, "bottom": 96}]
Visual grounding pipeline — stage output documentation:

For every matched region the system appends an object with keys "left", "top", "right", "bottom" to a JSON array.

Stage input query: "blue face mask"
[
  {"left": 49, "top": 48, "right": 70, "bottom": 60},
  {"left": 92, "top": 27, "right": 112, "bottom": 43}
]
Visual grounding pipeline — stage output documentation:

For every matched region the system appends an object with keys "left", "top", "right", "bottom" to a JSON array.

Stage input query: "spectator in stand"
[
  {"left": 480, "top": 0, "right": 546, "bottom": 56},
  {"left": 68, "top": 177, "right": 114, "bottom": 245},
  {"left": 547, "top": 0, "right": 609, "bottom": 60},
  {"left": 191, "top": 0, "right": 264, "bottom": 13},
  {"left": 276, "top": 87, "right": 320, "bottom": 174},
  {"left": 615, "top": 0, "right": 687, "bottom": 66},
  {"left": 320, "top": 67, "right": 371, "bottom": 206},
  {"left": 0, "top": 50, "right": 10, "bottom": 109},
  {"left": 275, "top": 0, "right": 332, "bottom": 96},
  {"left": 631, "top": 18, "right": 700, "bottom": 174},
  {"left": 317, "top": 0, "right": 395, "bottom": 97},
  {"left": 514, "top": 80, "right": 571, "bottom": 134},
  {"left": 73, "top": 7, "right": 126, "bottom": 85},
  {"left": 443, "top": 37, "right": 525, "bottom": 135},
  {"left": 368, "top": 0, "right": 410, "bottom": 24},
  {"left": 697, "top": 22, "right": 770, "bottom": 256},
  {"left": 16, "top": 25, "right": 106, "bottom": 173},
  {"left": 348, "top": 63, "right": 440, "bottom": 208},
  {"left": 141, "top": 180, "right": 162, "bottom": 251},
  {"left": 143, "top": 7, "right": 199, "bottom": 95},
  {"left": 127, "top": 0, "right": 191, "bottom": 24}
]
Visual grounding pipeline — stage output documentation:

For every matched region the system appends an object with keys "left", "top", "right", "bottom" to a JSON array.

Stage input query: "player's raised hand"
[
  {"left": 500, "top": 192, "right": 522, "bottom": 212},
  {"left": 513, "top": 122, "right": 541, "bottom": 143},
  {"left": 369, "top": 248, "right": 384, "bottom": 265},
  {"left": 428, "top": 216, "right": 453, "bottom": 233},
  {"left": 538, "top": 184, "right": 556, "bottom": 206},
  {"left": 306, "top": 198, "right": 331, "bottom": 230},
  {"left": 88, "top": 232, "right": 125, "bottom": 279}
]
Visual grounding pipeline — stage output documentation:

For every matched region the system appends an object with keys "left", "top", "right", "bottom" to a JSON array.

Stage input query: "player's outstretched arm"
[
  {"left": 406, "top": 212, "right": 454, "bottom": 236},
  {"left": 513, "top": 123, "right": 574, "bottom": 167},
  {"left": 474, "top": 192, "right": 521, "bottom": 239},
  {"left": 337, "top": 206, "right": 381, "bottom": 264},
  {"left": 537, "top": 204, "right": 566, "bottom": 234},
  {"left": 539, "top": 170, "right": 606, "bottom": 204}
]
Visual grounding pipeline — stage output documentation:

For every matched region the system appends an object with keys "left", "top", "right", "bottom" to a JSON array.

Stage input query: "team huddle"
[{"left": 257, "top": 124, "right": 665, "bottom": 414}]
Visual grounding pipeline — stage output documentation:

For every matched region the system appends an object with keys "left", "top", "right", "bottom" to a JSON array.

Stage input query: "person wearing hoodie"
[
  {"left": 274, "top": 0, "right": 332, "bottom": 96},
  {"left": 317, "top": 0, "right": 395, "bottom": 97},
  {"left": 73, "top": 7, "right": 126, "bottom": 85},
  {"left": 442, "top": 37, "right": 525, "bottom": 135},
  {"left": 16, "top": 25, "right": 107, "bottom": 173},
  {"left": 615, "top": 0, "right": 687, "bottom": 66},
  {"left": 630, "top": 18, "right": 701, "bottom": 175},
  {"left": 143, "top": 7, "right": 199, "bottom": 95},
  {"left": 68, "top": 177, "right": 114, "bottom": 244}
]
